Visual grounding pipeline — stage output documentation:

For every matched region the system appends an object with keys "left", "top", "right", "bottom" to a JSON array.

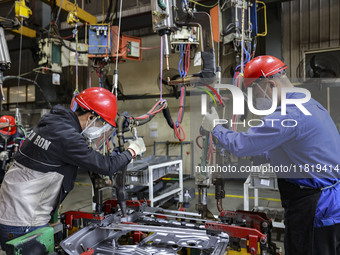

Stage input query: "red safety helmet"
[
  {"left": 0, "top": 115, "right": 16, "bottom": 136},
  {"left": 74, "top": 87, "right": 117, "bottom": 127},
  {"left": 244, "top": 55, "right": 287, "bottom": 88}
]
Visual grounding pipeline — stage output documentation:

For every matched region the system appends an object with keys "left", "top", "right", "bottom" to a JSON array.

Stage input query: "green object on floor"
[{"left": 6, "top": 227, "right": 54, "bottom": 255}]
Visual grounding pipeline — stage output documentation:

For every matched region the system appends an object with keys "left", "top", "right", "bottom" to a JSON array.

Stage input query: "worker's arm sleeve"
[
  {"left": 211, "top": 120, "right": 296, "bottom": 157},
  {"left": 61, "top": 136, "right": 132, "bottom": 177}
]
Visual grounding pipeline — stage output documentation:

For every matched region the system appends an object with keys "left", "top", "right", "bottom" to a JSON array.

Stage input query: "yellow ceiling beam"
[
  {"left": 11, "top": 26, "right": 36, "bottom": 38},
  {"left": 40, "top": 0, "right": 97, "bottom": 24}
]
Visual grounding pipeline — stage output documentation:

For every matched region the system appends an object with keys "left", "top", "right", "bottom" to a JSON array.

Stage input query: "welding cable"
[
  {"left": 176, "top": 85, "right": 186, "bottom": 124},
  {"left": 196, "top": 135, "right": 203, "bottom": 149},
  {"left": 178, "top": 44, "right": 185, "bottom": 78},
  {"left": 185, "top": 44, "right": 191, "bottom": 75},
  {"left": 134, "top": 99, "right": 167, "bottom": 122},
  {"left": 161, "top": 85, "right": 186, "bottom": 141},
  {"left": 95, "top": 62, "right": 108, "bottom": 87},
  {"left": 198, "top": 87, "right": 217, "bottom": 107},
  {"left": 174, "top": 85, "right": 186, "bottom": 141},
  {"left": 202, "top": 84, "right": 223, "bottom": 107},
  {"left": 173, "top": 122, "right": 185, "bottom": 141},
  {"left": 161, "top": 90, "right": 186, "bottom": 141}
]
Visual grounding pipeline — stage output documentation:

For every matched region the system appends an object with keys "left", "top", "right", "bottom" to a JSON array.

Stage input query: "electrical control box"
[
  {"left": 88, "top": 24, "right": 111, "bottom": 55},
  {"left": 38, "top": 38, "right": 62, "bottom": 73},
  {"left": 88, "top": 25, "right": 142, "bottom": 61},
  {"left": 111, "top": 26, "right": 143, "bottom": 61},
  {"left": 127, "top": 41, "right": 140, "bottom": 58}
]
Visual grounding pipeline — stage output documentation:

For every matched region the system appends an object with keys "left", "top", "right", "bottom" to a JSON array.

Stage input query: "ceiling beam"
[
  {"left": 11, "top": 26, "right": 36, "bottom": 38},
  {"left": 40, "top": 0, "right": 97, "bottom": 24}
]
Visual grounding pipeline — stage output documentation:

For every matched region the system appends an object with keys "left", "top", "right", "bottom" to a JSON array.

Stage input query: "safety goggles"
[{"left": 81, "top": 116, "right": 115, "bottom": 150}]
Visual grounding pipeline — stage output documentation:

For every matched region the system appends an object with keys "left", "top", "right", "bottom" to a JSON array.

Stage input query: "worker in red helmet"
[
  {"left": 0, "top": 115, "right": 23, "bottom": 184},
  {"left": 202, "top": 55, "right": 340, "bottom": 255},
  {"left": 0, "top": 87, "right": 146, "bottom": 254}
]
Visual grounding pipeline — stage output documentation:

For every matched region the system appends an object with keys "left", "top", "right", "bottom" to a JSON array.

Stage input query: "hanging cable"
[
  {"left": 112, "top": 0, "right": 123, "bottom": 97},
  {"left": 74, "top": 23, "right": 79, "bottom": 94},
  {"left": 160, "top": 36, "right": 163, "bottom": 99},
  {"left": 55, "top": 0, "right": 65, "bottom": 25},
  {"left": 240, "top": 1, "right": 246, "bottom": 74},
  {"left": 16, "top": 17, "right": 23, "bottom": 113}
]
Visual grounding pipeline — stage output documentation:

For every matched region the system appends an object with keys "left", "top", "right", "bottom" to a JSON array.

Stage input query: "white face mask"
[
  {"left": 253, "top": 83, "right": 273, "bottom": 110},
  {"left": 81, "top": 116, "right": 115, "bottom": 150}
]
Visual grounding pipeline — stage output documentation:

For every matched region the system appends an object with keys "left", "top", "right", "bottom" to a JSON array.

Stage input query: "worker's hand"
[
  {"left": 127, "top": 137, "right": 146, "bottom": 158},
  {"left": 0, "top": 151, "right": 8, "bottom": 161},
  {"left": 201, "top": 107, "right": 219, "bottom": 132}
]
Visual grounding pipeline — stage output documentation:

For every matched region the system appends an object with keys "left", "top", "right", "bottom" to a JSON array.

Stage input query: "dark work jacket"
[{"left": 15, "top": 105, "right": 132, "bottom": 204}]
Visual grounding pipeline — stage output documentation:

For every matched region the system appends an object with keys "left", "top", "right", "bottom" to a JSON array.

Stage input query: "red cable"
[
  {"left": 196, "top": 135, "right": 203, "bottom": 149},
  {"left": 203, "top": 84, "right": 223, "bottom": 107},
  {"left": 135, "top": 100, "right": 167, "bottom": 120},
  {"left": 173, "top": 122, "right": 185, "bottom": 141},
  {"left": 185, "top": 44, "right": 190, "bottom": 75}
]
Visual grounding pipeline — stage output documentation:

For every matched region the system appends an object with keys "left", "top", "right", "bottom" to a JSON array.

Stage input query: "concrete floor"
[{"left": 0, "top": 172, "right": 285, "bottom": 254}]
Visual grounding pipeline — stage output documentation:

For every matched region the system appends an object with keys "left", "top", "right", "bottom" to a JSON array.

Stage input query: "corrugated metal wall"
[{"left": 281, "top": 0, "right": 340, "bottom": 78}]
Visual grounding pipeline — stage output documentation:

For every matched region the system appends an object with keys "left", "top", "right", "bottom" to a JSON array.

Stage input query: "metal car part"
[{"left": 61, "top": 223, "right": 229, "bottom": 255}]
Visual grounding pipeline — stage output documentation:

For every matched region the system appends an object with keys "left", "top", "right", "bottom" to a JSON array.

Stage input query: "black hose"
[
  {"left": 53, "top": 36, "right": 88, "bottom": 54},
  {"left": 104, "top": 0, "right": 114, "bottom": 23},
  {"left": 115, "top": 115, "right": 127, "bottom": 216},
  {"left": 162, "top": 107, "right": 174, "bottom": 129}
]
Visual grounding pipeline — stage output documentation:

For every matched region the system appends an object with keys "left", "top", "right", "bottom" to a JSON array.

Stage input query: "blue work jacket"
[{"left": 212, "top": 92, "right": 340, "bottom": 227}]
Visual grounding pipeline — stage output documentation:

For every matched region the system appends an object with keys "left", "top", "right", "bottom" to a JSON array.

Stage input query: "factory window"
[{"left": 3, "top": 85, "right": 35, "bottom": 104}]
